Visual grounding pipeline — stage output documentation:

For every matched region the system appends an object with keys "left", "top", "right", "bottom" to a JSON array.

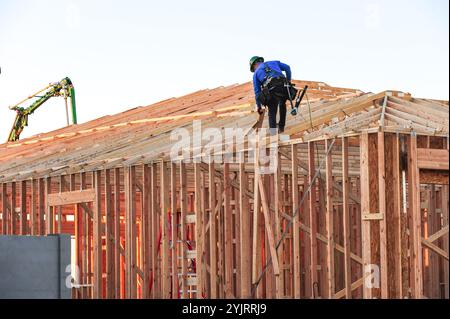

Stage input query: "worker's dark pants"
[{"left": 267, "top": 95, "right": 287, "bottom": 133}]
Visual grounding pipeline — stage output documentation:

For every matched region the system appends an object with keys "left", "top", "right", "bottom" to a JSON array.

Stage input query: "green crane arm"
[{"left": 7, "top": 77, "right": 77, "bottom": 142}]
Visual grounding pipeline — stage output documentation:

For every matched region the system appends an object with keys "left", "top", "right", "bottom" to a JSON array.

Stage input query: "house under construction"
[{"left": 0, "top": 80, "right": 448, "bottom": 299}]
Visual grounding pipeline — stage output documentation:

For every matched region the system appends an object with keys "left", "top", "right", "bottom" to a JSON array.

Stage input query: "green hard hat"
[{"left": 249, "top": 56, "right": 264, "bottom": 72}]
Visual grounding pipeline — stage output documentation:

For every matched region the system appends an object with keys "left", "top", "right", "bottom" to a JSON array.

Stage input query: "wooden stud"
[
  {"left": 360, "top": 132, "right": 372, "bottom": 299},
  {"left": 105, "top": 169, "right": 115, "bottom": 298},
  {"left": 44, "top": 178, "right": 52, "bottom": 234},
  {"left": 234, "top": 176, "right": 241, "bottom": 298},
  {"left": 1, "top": 184, "right": 7, "bottom": 234},
  {"left": 325, "top": 139, "right": 335, "bottom": 298},
  {"left": 291, "top": 144, "right": 301, "bottom": 299},
  {"left": 217, "top": 174, "right": 225, "bottom": 298},
  {"left": 141, "top": 164, "right": 150, "bottom": 298},
  {"left": 20, "top": 180, "right": 27, "bottom": 235},
  {"left": 209, "top": 162, "right": 218, "bottom": 298},
  {"left": 170, "top": 162, "right": 178, "bottom": 299},
  {"left": 114, "top": 167, "right": 121, "bottom": 299},
  {"left": 125, "top": 166, "right": 137, "bottom": 298},
  {"left": 30, "top": 179, "right": 37, "bottom": 236},
  {"left": 223, "top": 162, "right": 233, "bottom": 298},
  {"left": 441, "top": 185, "right": 449, "bottom": 299},
  {"left": 385, "top": 133, "right": 403, "bottom": 298},
  {"left": 11, "top": 182, "right": 16, "bottom": 235},
  {"left": 150, "top": 162, "right": 160, "bottom": 298},
  {"left": 38, "top": 178, "right": 45, "bottom": 235},
  {"left": 69, "top": 173, "right": 82, "bottom": 298},
  {"left": 342, "top": 137, "right": 352, "bottom": 298},
  {"left": 274, "top": 150, "right": 284, "bottom": 298},
  {"left": 308, "top": 142, "right": 318, "bottom": 298},
  {"left": 239, "top": 159, "right": 251, "bottom": 298},
  {"left": 252, "top": 137, "right": 262, "bottom": 285},
  {"left": 80, "top": 172, "right": 89, "bottom": 298},
  {"left": 93, "top": 170, "right": 103, "bottom": 299},
  {"left": 408, "top": 133, "right": 424, "bottom": 298},
  {"left": 377, "top": 132, "right": 389, "bottom": 298},
  {"left": 58, "top": 175, "right": 65, "bottom": 233},
  {"left": 160, "top": 161, "right": 171, "bottom": 299},
  {"left": 180, "top": 161, "right": 188, "bottom": 298}
]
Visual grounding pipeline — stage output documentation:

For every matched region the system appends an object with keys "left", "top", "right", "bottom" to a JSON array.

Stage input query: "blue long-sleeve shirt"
[{"left": 253, "top": 61, "right": 292, "bottom": 107}]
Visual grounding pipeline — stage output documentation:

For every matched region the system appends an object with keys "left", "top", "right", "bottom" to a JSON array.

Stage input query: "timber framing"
[{"left": 0, "top": 80, "right": 448, "bottom": 299}]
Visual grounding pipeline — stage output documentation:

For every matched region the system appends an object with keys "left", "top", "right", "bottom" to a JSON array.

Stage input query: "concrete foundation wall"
[{"left": 0, "top": 234, "right": 71, "bottom": 299}]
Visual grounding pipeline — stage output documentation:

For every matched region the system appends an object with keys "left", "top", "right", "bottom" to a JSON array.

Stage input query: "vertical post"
[
  {"left": 20, "top": 180, "right": 27, "bottom": 235},
  {"left": 194, "top": 162, "right": 205, "bottom": 298},
  {"left": 360, "top": 132, "right": 372, "bottom": 299},
  {"left": 223, "top": 162, "right": 233, "bottom": 298},
  {"left": 385, "top": 133, "right": 403, "bottom": 298},
  {"left": 170, "top": 162, "right": 178, "bottom": 299},
  {"left": 209, "top": 162, "right": 218, "bottom": 298},
  {"left": 274, "top": 150, "right": 284, "bottom": 298},
  {"left": 124, "top": 167, "right": 130, "bottom": 298},
  {"left": 342, "top": 137, "right": 352, "bottom": 298},
  {"left": 239, "top": 160, "right": 251, "bottom": 298},
  {"left": 291, "top": 144, "right": 301, "bottom": 299},
  {"left": 252, "top": 137, "right": 261, "bottom": 285},
  {"left": 31, "top": 179, "right": 38, "bottom": 235},
  {"left": 80, "top": 173, "right": 89, "bottom": 298},
  {"left": 114, "top": 168, "right": 121, "bottom": 299},
  {"left": 141, "top": 164, "right": 151, "bottom": 299},
  {"left": 377, "top": 132, "right": 388, "bottom": 298},
  {"left": 11, "top": 182, "right": 16, "bottom": 234},
  {"left": 151, "top": 163, "right": 160, "bottom": 298},
  {"left": 429, "top": 185, "right": 439, "bottom": 298},
  {"left": 265, "top": 174, "right": 274, "bottom": 298},
  {"left": 441, "top": 184, "right": 449, "bottom": 299},
  {"left": 125, "top": 166, "right": 137, "bottom": 298},
  {"left": 234, "top": 177, "right": 241, "bottom": 298},
  {"left": 283, "top": 173, "right": 292, "bottom": 297},
  {"left": 408, "top": 133, "right": 423, "bottom": 298},
  {"left": 308, "top": 142, "right": 318, "bottom": 297},
  {"left": 70, "top": 174, "right": 81, "bottom": 299},
  {"left": 318, "top": 174, "right": 327, "bottom": 298},
  {"left": 38, "top": 178, "right": 45, "bottom": 235},
  {"left": 392, "top": 135, "right": 402, "bottom": 299},
  {"left": 58, "top": 175, "right": 64, "bottom": 233},
  {"left": 160, "top": 161, "right": 171, "bottom": 299},
  {"left": 1, "top": 184, "right": 7, "bottom": 234},
  {"left": 325, "top": 139, "right": 335, "bottom": 298},
  {"left": 45, "top": 178, "right": 52, "bottom": 234},
  {"left": 93, "top": 170, "right": 103, "bottom": 299},
  {"left": 216, "top": 177, "right": 225, "bottom": 298},
  {"left": 105, "top": 169, "right": 115, "bottom": 298},
  {"left": 180, "top": 161, "right": 188, "bottom": 298}
]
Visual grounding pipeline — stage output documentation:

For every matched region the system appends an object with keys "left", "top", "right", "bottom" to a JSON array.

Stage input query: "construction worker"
[{"left": 250, "top": 56, "right": 296, "bottom": 133}]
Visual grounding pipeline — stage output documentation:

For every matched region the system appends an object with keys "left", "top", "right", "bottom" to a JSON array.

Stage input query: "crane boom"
[{"left": 7, "top": 77, "right": 77, "bottom": 142}]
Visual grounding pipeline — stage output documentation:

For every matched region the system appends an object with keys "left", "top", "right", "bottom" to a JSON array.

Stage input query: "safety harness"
[{"left": 259, "top": 63, "right": 297, "bottom": 106}]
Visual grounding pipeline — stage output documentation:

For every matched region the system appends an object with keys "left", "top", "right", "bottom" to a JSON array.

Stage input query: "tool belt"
[{"left": 258, "top": 77, "right": 298, "bottom": 106}]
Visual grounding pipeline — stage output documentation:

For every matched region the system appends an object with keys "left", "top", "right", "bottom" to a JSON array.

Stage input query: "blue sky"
[{"left": 0, "top": 0, "right": 448, "bottom": 140}]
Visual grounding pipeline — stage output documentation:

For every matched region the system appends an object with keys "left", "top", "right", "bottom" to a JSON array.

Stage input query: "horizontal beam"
[
  {"left": 47, "top": 189, "right": 96, "bottom": 206},
  {"left": 420, "top": 170, "right": 449, "bottom": 185},
  {"left": 417, "top": 148, "right": 449, "bottom": 170}
]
